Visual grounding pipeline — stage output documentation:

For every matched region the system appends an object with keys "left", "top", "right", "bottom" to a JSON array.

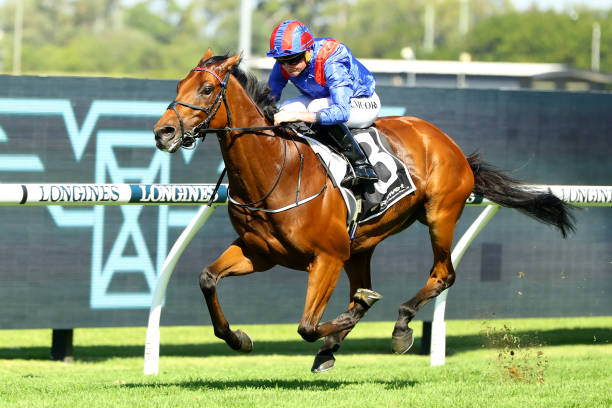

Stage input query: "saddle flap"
[{"left": 301, "top": 126, "right": 416, "bottom": 227}]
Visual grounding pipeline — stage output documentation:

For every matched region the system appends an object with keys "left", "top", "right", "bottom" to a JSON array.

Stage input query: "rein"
[{"left": 166, "top": 66, "right": 327, "bottom": 213}]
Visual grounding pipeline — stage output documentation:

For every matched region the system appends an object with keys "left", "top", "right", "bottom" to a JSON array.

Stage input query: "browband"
[{"left": 192, "top": 67, "right": 225, "bottom": 86}]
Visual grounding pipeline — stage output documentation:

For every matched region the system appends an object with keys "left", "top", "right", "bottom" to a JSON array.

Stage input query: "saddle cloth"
[{"left": 302, "top": 126, "right": 416, "bottom": 229}]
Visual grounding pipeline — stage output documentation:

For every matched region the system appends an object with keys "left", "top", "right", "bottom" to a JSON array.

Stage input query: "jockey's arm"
[
  {"left": 317, "top": 85, "right": 351, "bottom": 124},
  {"left": 273, "top": 70, "right": 353, "bottom": 126},
  {"left": 315, "top": 57, "right": 353, "bottom": 125}
]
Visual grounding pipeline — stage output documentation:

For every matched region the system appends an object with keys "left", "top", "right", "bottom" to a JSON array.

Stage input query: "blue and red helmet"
[{"left": 267, "top": 20, "right": 314, "bottom": 58}]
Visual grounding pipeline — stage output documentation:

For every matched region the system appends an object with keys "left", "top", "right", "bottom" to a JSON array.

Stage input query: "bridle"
[
  {"left": 166, "top": 67, "right": 277, "bottom": 149},
  {"left": 164, "top": 65, "right": 327, "bottom": 213}
]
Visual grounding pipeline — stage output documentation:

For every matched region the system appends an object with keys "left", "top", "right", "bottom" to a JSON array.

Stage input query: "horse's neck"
[{"left": 220, "top": 86, "right": 287, "bottom": 202}]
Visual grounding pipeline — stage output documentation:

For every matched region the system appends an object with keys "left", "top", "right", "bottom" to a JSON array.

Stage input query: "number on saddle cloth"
[{"left": 351, "top": 127, "right": 416, "bottom": 222}]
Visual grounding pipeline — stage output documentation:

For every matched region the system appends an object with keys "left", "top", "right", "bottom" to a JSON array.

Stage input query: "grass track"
[{"left": 1, "top": 317, "right": 610, "bottom": 407}]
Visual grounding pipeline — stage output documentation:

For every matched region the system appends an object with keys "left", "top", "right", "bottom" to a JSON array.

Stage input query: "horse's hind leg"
[
  {"left": 312, "top": 249, "right": 382, "bottom": 372},
  {"left": 391, "top": 200, "right": 464, "bottom": 354},
  {"left": 199, "top": 239, "right": 274, "bottom": 352}
]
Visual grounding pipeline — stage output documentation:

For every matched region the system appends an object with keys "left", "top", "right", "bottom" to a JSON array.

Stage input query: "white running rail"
[{"left": 2, "top": 183, "right": 610, "bottom": 373}]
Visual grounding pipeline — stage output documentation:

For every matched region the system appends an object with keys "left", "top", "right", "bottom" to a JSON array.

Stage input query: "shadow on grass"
[
  {"left": 123, "top": 378, "right": 418, "bottom": 391},
  {"left": 1, "top": 327, "right": 609, "bottom": 361}
]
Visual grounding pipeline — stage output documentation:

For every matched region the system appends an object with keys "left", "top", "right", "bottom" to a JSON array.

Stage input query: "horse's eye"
[{"left": 201, "top": 85, "right": 214, "bottom": 95}]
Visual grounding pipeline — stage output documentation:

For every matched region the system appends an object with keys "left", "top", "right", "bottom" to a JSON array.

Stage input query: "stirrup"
[{"left": 341, "top": 164, "right": 378, "bottom": 187}]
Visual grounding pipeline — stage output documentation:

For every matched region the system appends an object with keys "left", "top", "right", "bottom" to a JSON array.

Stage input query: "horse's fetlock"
[
  {"left": 398, "top": 303, "right": 416, "bottom": 319},
  {"left": 297, "top": 324, "right": 318, "bottom": 343},
  {"left": 213, "top": 324, "right": 230, "bottom": 340},
  {"left": 445, "top": 273, "right": 456, "bottom": 288}
]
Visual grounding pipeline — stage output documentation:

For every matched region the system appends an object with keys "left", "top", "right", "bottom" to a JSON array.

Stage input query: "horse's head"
[{"left": 153, "top": 49, "right": 242, "bottom": 153}]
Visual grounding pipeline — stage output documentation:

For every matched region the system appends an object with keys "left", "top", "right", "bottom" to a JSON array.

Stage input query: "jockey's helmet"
[{"left": 267, "top": 20, "right": 314, "bottom": 59}]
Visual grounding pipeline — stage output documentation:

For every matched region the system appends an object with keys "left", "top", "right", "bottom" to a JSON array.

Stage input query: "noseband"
[{"left": 166, "top": 67, "right": 232, "bottom": 149}]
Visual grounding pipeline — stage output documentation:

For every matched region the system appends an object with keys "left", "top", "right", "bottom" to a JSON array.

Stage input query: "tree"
[
  {"left": 0, "top": 0, "right": 609, "bottom": 77},
  {"left": 466, "top": 8, "right": 612, "bottom": 72}
]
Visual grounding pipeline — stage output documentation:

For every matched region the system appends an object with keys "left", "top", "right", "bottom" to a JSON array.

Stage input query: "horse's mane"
[{"left": 198, "top": 55, "right": 278, "bottom": 123}]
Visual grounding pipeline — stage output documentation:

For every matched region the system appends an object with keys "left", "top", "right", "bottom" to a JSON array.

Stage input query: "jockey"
[{"left": 267, "top": 19, "right": 380, "bottom": 187}]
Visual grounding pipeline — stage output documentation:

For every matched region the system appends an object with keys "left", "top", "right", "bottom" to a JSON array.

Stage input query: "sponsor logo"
[
  {"left": 350, "top": 99, "right": 379, "bottom": 110},
  {"left": 558, "top": 187, "right": 612, "bottom": 204},
  {"left": 136, "top": 185, "right": 214, "bottom": 203},
  {"left": 39, "top": 184, "right": 120, "bottom": 203},
  {"left": 387, "top": 184, "right": 405, "bottom": 199}
]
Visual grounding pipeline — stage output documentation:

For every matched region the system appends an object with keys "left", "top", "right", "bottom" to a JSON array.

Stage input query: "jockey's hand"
[
  {"left": 274, "top": 110, "right": 300, "bottom": 125},
  {"left": 274, "top": 111, "right": 316, "bottom": 126}
]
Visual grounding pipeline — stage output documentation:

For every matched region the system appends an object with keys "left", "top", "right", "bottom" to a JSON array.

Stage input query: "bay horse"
[{"left": 153, "top": 50, "right": 574, "bottom": 372}]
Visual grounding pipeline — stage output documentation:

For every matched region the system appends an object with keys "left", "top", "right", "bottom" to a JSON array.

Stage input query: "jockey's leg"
[
  {"left": 346, "top": 92, "right": 381, "bottom": 128},
  {"left": 279, "top": 95, "right": 312, "bottom": 112},
  {"left": 307, "top": 95, "right": 381, "bottom": 187},
  {"left": 328, "top": 123, "right": 378, "bottom": 187}
]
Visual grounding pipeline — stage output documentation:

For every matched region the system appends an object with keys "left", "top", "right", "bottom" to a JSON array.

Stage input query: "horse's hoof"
[
  {"left": 311, "top": 353, "right": 335, "bottom": 373},
  {"left": 353, "top": 288, "right": 383, "bottom": 308},
  {"left": 391, "top": 328, "right": 414, "bottom": 354},
  {"left": 235, "top": 329, "right": 253, "bottom": 353}
]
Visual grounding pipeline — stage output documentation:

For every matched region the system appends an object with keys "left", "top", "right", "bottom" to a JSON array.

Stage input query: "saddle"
[{"left": 289, "top": 123, "right": 416, "bottom": 238}]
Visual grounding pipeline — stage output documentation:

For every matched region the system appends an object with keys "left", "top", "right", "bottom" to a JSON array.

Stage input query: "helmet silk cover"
[{"left": 267, "top": 20, "right": 314, "bottom": 58}]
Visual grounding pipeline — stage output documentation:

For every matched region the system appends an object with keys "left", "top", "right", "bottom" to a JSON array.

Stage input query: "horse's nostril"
[{"left": 155, "top": 126, "right": 175, "bottom": 140}]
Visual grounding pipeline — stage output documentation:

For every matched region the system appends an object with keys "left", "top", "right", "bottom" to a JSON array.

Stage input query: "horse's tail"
[{"left": 466, "top": 153, "right": 575, "bottom": 238}]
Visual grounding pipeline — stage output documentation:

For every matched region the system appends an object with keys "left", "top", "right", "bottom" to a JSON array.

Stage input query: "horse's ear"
[
  {"left": 199, "top": 48, "right": 214, "bottom": 64},
  {"left": 219, "top": 53, "right": 242, "bottom": 72}
]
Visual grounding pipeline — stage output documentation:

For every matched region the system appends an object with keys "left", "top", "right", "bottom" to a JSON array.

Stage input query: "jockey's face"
[{"left": 277, "top": 53, "right": 308, "bottom": 77}]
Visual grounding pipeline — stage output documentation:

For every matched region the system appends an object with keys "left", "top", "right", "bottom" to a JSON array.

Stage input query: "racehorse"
[{"left": 153, "top": 50, "right": 574, "bottom": 372}]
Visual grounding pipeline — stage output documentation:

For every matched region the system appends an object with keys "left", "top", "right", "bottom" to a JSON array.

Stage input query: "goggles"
[{"left": 275, "top": 52, "right": 306, "bottom": 66}]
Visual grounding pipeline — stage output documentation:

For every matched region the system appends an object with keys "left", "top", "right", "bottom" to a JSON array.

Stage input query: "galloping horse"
[{"left": 153, "top": 50, "right": 574, "bottom": 372}]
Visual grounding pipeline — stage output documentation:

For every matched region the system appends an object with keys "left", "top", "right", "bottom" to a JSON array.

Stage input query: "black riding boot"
[{"left": 328, "top": 124, "right": 378, "bottom": 187}]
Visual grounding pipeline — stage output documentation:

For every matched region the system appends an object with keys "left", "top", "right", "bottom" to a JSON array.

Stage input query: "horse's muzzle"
[{"left": 154, "top": 125, "right": 180, "bottom": 152}]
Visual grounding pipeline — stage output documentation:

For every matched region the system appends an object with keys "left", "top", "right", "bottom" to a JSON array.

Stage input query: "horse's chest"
[{"left": 229, "top": 212, "right": 295, "bottom": 256}]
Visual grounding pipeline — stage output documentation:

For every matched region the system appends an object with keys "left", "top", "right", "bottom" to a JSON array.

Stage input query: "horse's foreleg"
[
  {"left": 312, "top": 249, "right": 382, "bottom": 372},
  {"left": 392, "top": 204, "right": 462, "bottom": 354},
  {"left": 297, "top": 253, "right": 344, "bottom": 343},
  {"left": 200, "top": 240, "right": 273, "bottom": 353}
]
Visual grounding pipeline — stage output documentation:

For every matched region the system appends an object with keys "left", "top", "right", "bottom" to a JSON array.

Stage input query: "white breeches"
[{"left": 279, "top": 92, "right": 381, "bottom": 128}]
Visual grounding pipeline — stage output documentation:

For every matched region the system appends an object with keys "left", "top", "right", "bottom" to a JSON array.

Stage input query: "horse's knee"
[
  {"left": 199, "top": 267, "right": 216, "bottom": 295},
  {"left": 430, "top": 264, "right": 455, "bottom": 291},
  {"left": 297, "top": 323, "right": 318, "bottom": 343}
]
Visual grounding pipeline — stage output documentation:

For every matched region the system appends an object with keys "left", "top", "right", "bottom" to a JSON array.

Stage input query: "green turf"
[{"left": 1, "top": 317, "right": 610, "bottom": 408}]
